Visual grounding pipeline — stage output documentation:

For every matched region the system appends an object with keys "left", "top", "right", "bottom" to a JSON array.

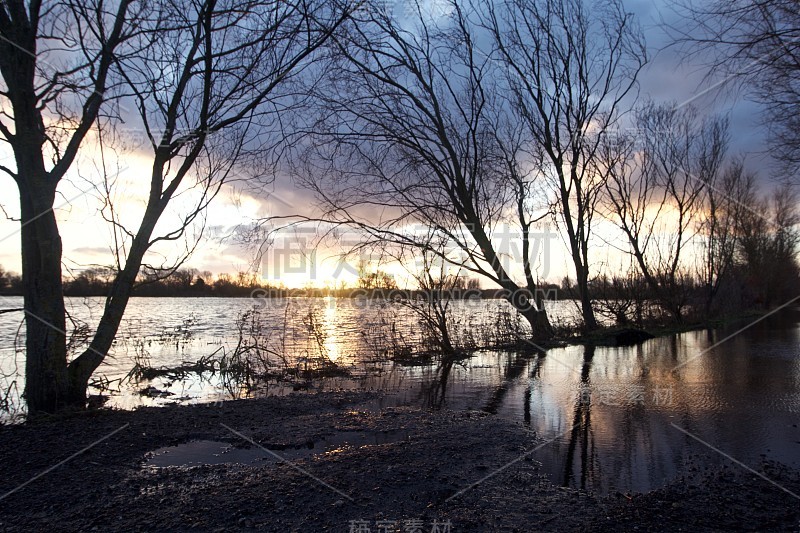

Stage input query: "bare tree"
[
  {"left": 481, "top": 0, "right": 647, "bottom": 331},
  {"left": 639, "top": 104, "right": 727, "bottom": 321},
  {"left": 675, "top": 0, "right": 800, "bottom": 173},
  {"left": 0, "top": 0, "right": 141, "bottom": 413},
  {"left": 292, "top": 0, "right": 555, "bottom": 339},
  {"left": 0, "top": 264, "right": 8, "bottom": 292},
  {"left": 357, "top": 260, "right": 398, "bottom": 290},
  {"left": 0, "top": 0, "right": 348, "bottom": 413},
  {"left": 65, "top": 0, "right": 350, "bottom": 405},
  {"left": 696, "top": 160, "right": 755, "bottom": 315},
  {"left": 401, "top": 241, "right": 462, "bottom": 357},
  {"left": 737, "top": 183, "right": 800, "bottom": 306},
  {"left": 601, "top": 102, "right": 728, "bottom": 322},
  {"left": 592, "top": 268, "right": 649, "bottom": 326}
]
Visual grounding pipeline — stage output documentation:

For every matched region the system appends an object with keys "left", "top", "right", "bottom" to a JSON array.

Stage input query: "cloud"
[{"left": 72, "top": 247, "right": 110, "bottom": 256}]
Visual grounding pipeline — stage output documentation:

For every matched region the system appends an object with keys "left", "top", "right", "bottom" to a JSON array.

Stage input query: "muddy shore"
[{"left": 1, "top": 391, "right": 798, "bottom": 532}]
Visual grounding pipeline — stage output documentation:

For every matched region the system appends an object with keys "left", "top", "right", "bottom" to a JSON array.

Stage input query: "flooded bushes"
[
  {"left": 363, "top": 294, "right": 540, "bottom": 366},
  {"left": 121, "top": 303, "right": 349, "bottom": 400}
]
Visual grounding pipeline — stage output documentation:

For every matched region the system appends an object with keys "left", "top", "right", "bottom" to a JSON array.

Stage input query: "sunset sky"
[{"left": 0, "top": 0, "right": 779, "bottom": 289}]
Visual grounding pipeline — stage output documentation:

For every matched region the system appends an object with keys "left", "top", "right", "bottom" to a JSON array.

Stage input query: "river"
[{"left": 1, "top": 295, "right": 799, "bottom": 495}]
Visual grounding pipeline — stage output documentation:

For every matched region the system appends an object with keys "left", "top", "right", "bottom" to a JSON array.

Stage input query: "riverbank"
[
  {"left": 554, "top": 306, "right": 787, "bottom": 349},
  {"left": 1, "top": 391, "right": 797, "bottom": 531}
]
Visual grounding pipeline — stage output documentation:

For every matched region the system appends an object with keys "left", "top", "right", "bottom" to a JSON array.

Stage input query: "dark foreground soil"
[{"left": 1, "top": 392, "right": 798, "bottom": 532}]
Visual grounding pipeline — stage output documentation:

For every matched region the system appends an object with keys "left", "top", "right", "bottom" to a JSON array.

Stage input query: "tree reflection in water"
[{"left": 563, "top": 345, "right": 596, "bottom": 489}]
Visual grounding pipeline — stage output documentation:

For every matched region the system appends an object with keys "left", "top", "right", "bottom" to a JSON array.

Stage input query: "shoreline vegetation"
[
  {"left": 120, "top": 305, "right": 776, "bottom": 388},
  {"left": 91, "top": 297, "right": 794, "bottom": 411}
]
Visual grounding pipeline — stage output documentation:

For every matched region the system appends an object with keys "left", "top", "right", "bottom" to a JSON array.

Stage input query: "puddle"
[
  {"left": 145, "top": 429, "right": 410, "bottom": 468},
  {"left": 145, "top": 440, "right": 269, "bottom": 467}
]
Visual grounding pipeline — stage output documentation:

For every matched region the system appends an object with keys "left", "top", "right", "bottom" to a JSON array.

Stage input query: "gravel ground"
[{"left": 1, "top": 391, "right": 798, "bottom": 532}]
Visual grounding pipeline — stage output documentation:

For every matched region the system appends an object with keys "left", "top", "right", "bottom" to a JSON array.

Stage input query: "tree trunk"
[
  {"left": 67, "top": 228, "right": 153, "bottom": 401},
  {"left": 19, "top": 179, "right": 74, "bottom": 413},
  {"left": 470, "top": 225, "right": 554, "bottom": 342},
  {"left": 518, "top": 305, "right": 554, "bottom": 343},
  {"left": 575, "top": 266, "right": 598, "bottom": 331},
  {"left": 560, "top": 183, "right": 599, "bottom": 332},
  {"left": 67, "top": 279, "right": 135, "bottom": 401}
]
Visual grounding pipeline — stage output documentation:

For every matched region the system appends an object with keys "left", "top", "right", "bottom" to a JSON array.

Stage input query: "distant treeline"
[
  {"left": 2, "top": 256, "right": 796, "bottom": 320},
  {"left": 0, "top": 265, "right": 21, "bottom": 296},
  {"left": 0, "top": 265, "right": 564, "bottom": 300}
]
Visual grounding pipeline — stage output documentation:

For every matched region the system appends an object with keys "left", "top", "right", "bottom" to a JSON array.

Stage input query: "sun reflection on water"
[{"left": 322, "top": 296, "right": 340, "bottom": 363}]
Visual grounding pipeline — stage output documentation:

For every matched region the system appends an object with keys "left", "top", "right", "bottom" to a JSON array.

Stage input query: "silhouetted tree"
[
  {"left": 0, "top": 0, "right": 141, "bottom": 413},
  {"left": 676, "top": 0, "right": 800, "bottom": 172},
  {"left": 291, "top": 0, "right": 632, "bottom": 339},
  {"left": 696, "top": 160, "right": 755, "bottom": 314},
  {"left": 737, "top": 183, "right": 800, "bottom": 306},
  {"left": 0, "top": 265, "right": 8, "bottom": 292},
  {"left": 1, "top": 0, "right": 349, "bottom": 413},
  {"left": 601, "top": 102, "right": 728, "bottom": 322},
  {"left": 481, "top": 0, "right": 647, "bottom": 331}
]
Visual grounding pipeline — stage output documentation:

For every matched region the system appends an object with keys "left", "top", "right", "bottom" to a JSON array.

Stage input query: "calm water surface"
[{"left": 1, "top": 296, "right": 799, "bottom": 495}]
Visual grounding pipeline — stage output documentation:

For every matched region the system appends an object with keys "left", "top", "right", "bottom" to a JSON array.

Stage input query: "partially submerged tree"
[
  {"left": 601, "top": 102, "right": 728, "bottom": 322},
  {"left": 293, "top": 0, "right": 555, "bottom": 339},
  {"left": 592, "top": 268, "right": 649, "bottom": 326},
  {"left": 1, "top": 0, "right": 348, "bottom": 413},
  {"left": 481, "top": 0, "right": 647, "bottom": 330},
  {"left": 405, "top": 244, "right": 463, "bottom": 357},
  {"left": 0, "top": 0, "right": 139, "bottom": 414},
  {"left": 67, "top": 0, "right": 349, "bottom": 405}
]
